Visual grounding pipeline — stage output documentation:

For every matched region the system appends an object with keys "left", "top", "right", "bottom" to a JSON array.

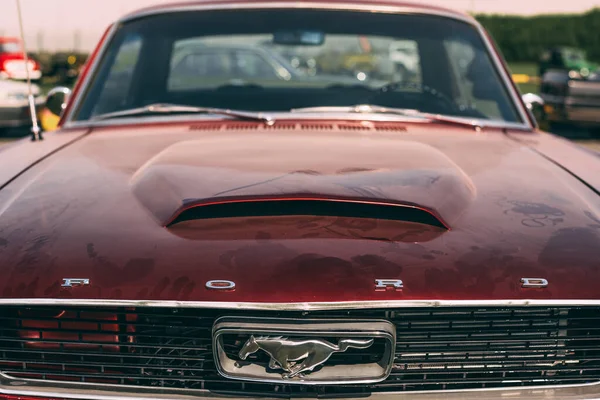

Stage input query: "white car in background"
[
  {"left": 389, "top": 40, "right": 420, "bottom": 78},
  {"left": 0, "top": 78, "right": 42, "bottom": 134}
]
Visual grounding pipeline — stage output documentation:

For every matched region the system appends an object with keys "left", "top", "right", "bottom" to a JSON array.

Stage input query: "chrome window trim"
[
  {"left": 2, "top": 371, "right": 600, "bottom": 400},
  {"left": 1, "top": 298, "right": 600, "bottom": 309},
  {"left": 62, "top": 20, "right": 118, "bottom": 124},
  {"left": 120, "top": 2, "right": 477, "bottom": 25},
  {"left": 63, "top": 2, "right": 533, "bottom": 130}
]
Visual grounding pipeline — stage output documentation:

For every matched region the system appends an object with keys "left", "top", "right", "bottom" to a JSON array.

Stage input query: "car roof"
[
  {"left": 123, "top": 0, "right": 474, "bottom": 25},
  {"left": 0, "top": 37, "right": 21, "bottom": 44}
]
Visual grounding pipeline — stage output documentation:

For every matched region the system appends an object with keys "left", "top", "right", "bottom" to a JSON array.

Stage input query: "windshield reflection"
[{"left": 73, "top": 9, "right": 522, "bottom": 124}]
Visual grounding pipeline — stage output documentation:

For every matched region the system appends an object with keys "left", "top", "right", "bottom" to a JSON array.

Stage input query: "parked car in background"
[
  {"left": 388, "top": 39, "right": 420, "bottom": 79},
  {"left": 168, "top": 43, "right": 371, "bottom": 91},
  {"left": 2, "top": 2, "right": 600, "bottom": 400},
  {"left": 259, "top": 41, "right": 319, "bottom": 76},
  {"left": 0, "top": 37, "right": 41, "bottom": 81},
  {"left": 538, "top": 47, "right": 600, "bottom": 130},
  {"left": 540, "top": 65, "right": 600, "bottom": 130},
  {"left": 168, "top": 44, "right": 304, "bottom": 89},
  {"left": 0, "top": 77, "right": 42, "bottom": 134},
  {"left": 539, "top": 47, "right": 599, "bottom": 78},
  {"left": 315, "top": 36, "right": 396, "bottom": 81},
  {"left": 44, "top": 51, "right": 88, "bottom": 85}
]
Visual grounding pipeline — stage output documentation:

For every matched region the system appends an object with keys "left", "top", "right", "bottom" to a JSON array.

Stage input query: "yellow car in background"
[{"left": 39, "top": 106, "right": 60, "bottom": 131}]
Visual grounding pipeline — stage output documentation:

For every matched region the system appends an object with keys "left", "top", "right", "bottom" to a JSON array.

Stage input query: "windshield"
[
  {"left": 0, "top": 42, "right": 21, "bottom": 54},
  {"left": 565, "top": 49, "right": 586, "bottom": 62},
  {"left": 73, "top": 9, "right": 521, "bottom": 124}
]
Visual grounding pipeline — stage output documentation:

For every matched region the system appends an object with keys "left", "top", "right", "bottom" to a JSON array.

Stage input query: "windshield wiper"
[
  {"left": 290, "top": 104, "right": 484, "bottom": 131},
  {"left": 92, "top": 103, "right": 275, "bottom": 125}
]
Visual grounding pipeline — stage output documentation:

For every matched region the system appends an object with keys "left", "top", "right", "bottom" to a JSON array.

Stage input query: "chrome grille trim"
[
  {"left": 3, "top": 373, "right": 600, "bottom": 400},
  {"left": 1, "top": 305, "right": 600, "bottom": 396},
  {"left": 120, "top": 2, "right": 477, "bottom": 25}
]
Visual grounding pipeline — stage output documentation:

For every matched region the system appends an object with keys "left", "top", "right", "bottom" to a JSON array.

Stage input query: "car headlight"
[
  {"left": 580, "top": 68, "right": 590, "bottom": 78},
  {"left": 569, "top": 68, "right": 592, "bottom": 80}
]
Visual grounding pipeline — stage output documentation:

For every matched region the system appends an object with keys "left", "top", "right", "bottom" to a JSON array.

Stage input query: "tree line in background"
[{"left": 476, "top": 8, "right": 600, "bottom": 63}]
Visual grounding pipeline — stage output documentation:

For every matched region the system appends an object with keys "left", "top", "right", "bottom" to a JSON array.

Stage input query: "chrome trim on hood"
[{"left": 1, "top": 298, "right": 600, "bottom": 309}]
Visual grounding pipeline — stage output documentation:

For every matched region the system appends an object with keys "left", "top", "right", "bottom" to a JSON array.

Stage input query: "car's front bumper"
[
  {"left": 0, "top": 103, "right": 31, "bottom": 129},
  {"left": 0, "top": 97, "right": 45, "bottom": 130},
  {"left": 564, "top": 104, "right": 600, "bottom": 125},
  {"left": 2, "top": 373, "right": 600, "bottom": 400},
  {"left": 543, "top": 101, "right": 600, "bottom": 127},
  {"left": 543, "top": 81, "right": 600, "bottom": 126}
]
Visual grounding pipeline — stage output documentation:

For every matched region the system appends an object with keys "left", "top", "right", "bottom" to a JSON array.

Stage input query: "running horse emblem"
[{"left": 238, "top": 335, "right": 375, "bottom": 379}]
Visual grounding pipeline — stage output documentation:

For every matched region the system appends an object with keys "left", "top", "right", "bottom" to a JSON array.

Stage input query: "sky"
[{"left": 1, "top": 0, "right": 599, "bottom": 51}]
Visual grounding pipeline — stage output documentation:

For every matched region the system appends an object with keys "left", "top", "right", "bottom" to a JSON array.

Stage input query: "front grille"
[{"left": 1, "top": 306, "right": 600, "bottom": 396}]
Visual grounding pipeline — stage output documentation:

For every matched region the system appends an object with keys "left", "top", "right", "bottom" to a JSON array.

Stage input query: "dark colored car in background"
[
  {"left": 1, "top": 2, "right": 600, "bottom": 400},
  {"left": 44, "top": 51, "right": 88, "bottom": 85},
  {"left": 539, "top": 47, "right": 600, "bottom": 129},
  {"left": 168, "top": 43, "right": 305, "bottom": 89},
  {"left": 539, "top": 47, "right": 599, "bottom": 78}
]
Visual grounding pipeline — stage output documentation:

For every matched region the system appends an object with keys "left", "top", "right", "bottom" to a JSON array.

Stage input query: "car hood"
[{"left": 0, "top": 122, "right": 599, "bottom": 303}]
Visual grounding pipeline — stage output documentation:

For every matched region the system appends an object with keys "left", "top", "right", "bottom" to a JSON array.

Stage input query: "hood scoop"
[
  {"left": 167, "top": 196, "right": 447, "bottom": 228},
  {"left": 131, "top": 138, "right": 475, "bottom": 228}
]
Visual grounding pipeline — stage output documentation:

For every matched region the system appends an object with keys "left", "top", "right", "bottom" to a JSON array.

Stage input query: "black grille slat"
[
  {"left": 8, "top": 358, "right": 594, "bottom": 371},
  {"left": 5, "top": 323, "right": 586, "bottom": 334},
  {"left": 0, "top": 328, "right": 215, "bottom": 341},
  {"left": 2, "top": 335, "right": 584, "bottom": 347},
  {"left": 0, "top": 348, "right": 215, "bottom": 361},
  {"left": 5, "top": 356, "right": 597, "bottom": 371},
  {"left": 6, "top": 349, "right": 600, "bottom": 365},
  {"left": 0, "top": 305, "right": 599, "bottom": 395},
  {"left": 0, "top": 337, "right": 212, "bottom": 351}
]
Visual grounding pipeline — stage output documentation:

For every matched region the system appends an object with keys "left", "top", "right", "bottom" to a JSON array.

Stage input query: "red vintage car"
[
  {"left": 0, "top": 37, "right": 41, "bottom": 81},
  {"left": 1, "top": 1, "right": 600, "bottom": 399}
]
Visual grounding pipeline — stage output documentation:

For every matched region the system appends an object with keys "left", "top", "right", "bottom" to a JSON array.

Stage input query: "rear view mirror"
[
  {"left": 522, "top": 93, "right": 545, "bottom": 128},
  {"left": 273, "top": 30, "right": 325, "bottom": 46},
  {"left": 522, "top": 93, "right": 544, "bottom": 111}
]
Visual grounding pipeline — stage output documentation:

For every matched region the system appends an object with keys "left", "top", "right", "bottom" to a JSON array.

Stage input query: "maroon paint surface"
[
  {"left": 1, "top": 1, "right": 600, "bottom": 304},
  {"left": 1, "top": 121, "right": 600, "bottom": 302}
]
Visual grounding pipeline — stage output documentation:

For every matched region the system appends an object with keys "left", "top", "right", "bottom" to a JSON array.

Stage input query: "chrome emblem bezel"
[{"left": 212, "top": 317, "right": 396, "bottom": 385}]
